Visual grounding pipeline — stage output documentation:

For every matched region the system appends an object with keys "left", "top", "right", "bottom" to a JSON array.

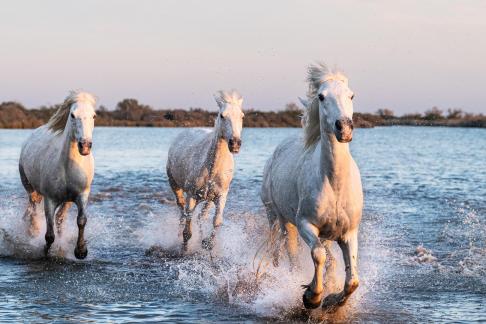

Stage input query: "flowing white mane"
[
  {"left": 214, "top": 90, "right": 243, "bottom": 108},
  {"left": 302, "top": 63, "right": 348, "bottom": 149},
  {"left": 47, "top": 90, "right": 96, "bottom": 134}
]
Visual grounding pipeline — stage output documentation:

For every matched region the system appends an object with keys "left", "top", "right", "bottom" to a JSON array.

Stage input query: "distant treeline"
[{"left": 0, "top": 99, "right": 484, "bottom": 129}]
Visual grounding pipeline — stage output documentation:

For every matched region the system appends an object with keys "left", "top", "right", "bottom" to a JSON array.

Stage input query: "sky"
[{"left": 1, "top": 0, "right": 485, "bottom": 114}]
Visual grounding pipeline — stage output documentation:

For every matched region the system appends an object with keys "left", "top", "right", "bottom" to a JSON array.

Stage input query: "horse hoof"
[
  {"left": 201, "top": 238, "right": 214, "bottom": 250},
  {"left": 322, "top": 292, "right": 345, "bottom": 309},
  {"left": 74, "top": 247, "right": 88, "bottom": 259},
  {"left": 44, "top": 245, "right": 51, "bottom": 258},
  {"left": 302, "top": 289, "right": 322, "bottom": 309}
]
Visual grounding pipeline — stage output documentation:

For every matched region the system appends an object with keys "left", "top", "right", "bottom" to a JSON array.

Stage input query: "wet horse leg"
[
  {"left": 197, "top": 201, "right": 213, "bottom": 241},
  {"left": 182, "top": 196, "right": 197, "bottom": 252},
  {"left": 298, "top": 220, "right": 326, "bottom": 309},
  {"left": 323, "top": 240, "right": 338, "bottom": 293},
  {"left": 24, "top": 192, "right": 43, "bottom": 237},
  {"left": 322, "top": 229, "right": 359, "bottom": 309},
  {"left": 263, "top": 203, "right": 284, "bottom": 267},
  {"left": 284, "top": 222, "right": 299, "bottom": 270},
  {"left": 202, "top": 193, "right": 226, "bottom": 250},
  {"left": 55, "top": 202, "right": 72, "bottom": 236},
  {"left": 19, "top": 164, "right": 43, "bottom": 237},
  {"left": 168, "top": 171, "right": 186, "bottom": 239},
  {"left": 43, "top": 198, "right": 57, "bottom": 257},
  {"left": 74, "top": 194, "right": 89, "bottom": 259}
]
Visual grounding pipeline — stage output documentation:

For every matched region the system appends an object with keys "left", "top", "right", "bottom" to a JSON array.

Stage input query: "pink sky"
[{"left": 1, "top": 0, "right": 485, "bottom": 114}]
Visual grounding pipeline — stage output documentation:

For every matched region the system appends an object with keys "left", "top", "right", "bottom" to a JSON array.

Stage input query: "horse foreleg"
[
  {"left": 43, "top": 198, "right": 57, "bottom": 257},
  {"left": 298, "top": 220, "right": 326, "bottom": 309},
  {"left": 55, "top": 202, "right": 72, "bottom": 236},
  {"left": 322, "top": 229, "right": 359, "bottom": 309},
  {"left": 197, "top": 201, "right": 213, "bottom": 240},
  {"left": 74, "top": 194, "right": 89, "bottom": 259},
  {"left": 182, "top": 196, "right": 196, "bottom": 252},
  {"left": 202, "top": 194, "right": 226, "bottom": 250},
  {"left": 323, "top": 240, "right": 338, "bottom": 294}
]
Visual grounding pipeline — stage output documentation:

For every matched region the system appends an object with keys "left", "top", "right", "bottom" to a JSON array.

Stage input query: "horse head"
[
  {"left": 214, "top": 90, "right": 245, "bottom": 153},
  {"left": 68, "top": 92, "right": 97, "bottom": 155},
  {"left": 316, "top": 75, "right": 355, "bottom": 143}
]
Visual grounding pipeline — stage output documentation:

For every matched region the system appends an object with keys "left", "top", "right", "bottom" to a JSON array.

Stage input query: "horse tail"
[{"left": 253, "top": 220, "right": 282, "bottom": 281}]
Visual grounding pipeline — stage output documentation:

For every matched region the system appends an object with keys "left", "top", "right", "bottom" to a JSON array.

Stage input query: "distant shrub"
[
  {"left": 285, "top": 102, "right": 302, "bottom": 112},
  {"left": 376, "top": 108, "right": 395, "bottom": 119},
  {"left": 423, "top": 107, "right": 444, "bottom": 120},
  {"left": 114, "top": 99, "right": 153, "bottom": 121},
  {"left": 447, "top": 108, "right": 463, "bottom": 119},
  {"left": 402, "top": 113, "right": 422, "bottom": 119}
]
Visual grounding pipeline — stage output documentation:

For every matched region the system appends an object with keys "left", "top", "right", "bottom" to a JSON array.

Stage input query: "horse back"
[
  {"left": 19, "top": 126, "right": 62, "bottom": 192},
  {"left": 167, "top": 128, "right": 213, "bottom": 191},
  {"left": 261, "top": 136, "right": 304, "bottom": 222}
]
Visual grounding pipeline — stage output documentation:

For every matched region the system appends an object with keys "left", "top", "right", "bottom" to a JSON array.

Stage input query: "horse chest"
[
  {"left": 60, "top": 166, "right": 93, "bottom": 201},
  {"left": 313, "top": 189, "right": 356, "bottom": 239},
  {"left": 194, "top": 170, "right": 232, "bottom": 201}
]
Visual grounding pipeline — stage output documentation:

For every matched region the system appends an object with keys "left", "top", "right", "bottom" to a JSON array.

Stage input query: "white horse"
[
  {"left": 167, "top": 90, "right": 244, "bottom": 252},
  {"left": 19, "top": 91, "right": 97, "bottom": 259},
  {"left": 261, "top": 63, "right": 363, "bottom": 309}
]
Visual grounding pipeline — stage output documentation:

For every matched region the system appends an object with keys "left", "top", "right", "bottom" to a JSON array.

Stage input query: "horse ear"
[
  {"left": 298, "top": 97, "right": 308, "bottom": 108},
  {"left": 214, "top": 95, "right": 224, "bottom": 110}
]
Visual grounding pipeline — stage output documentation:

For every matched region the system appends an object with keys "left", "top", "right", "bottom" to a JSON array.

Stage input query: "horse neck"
[
  {"left": 206, "top": 125, "right": 230, "bottom": 178},
  {"left": 319, "top": 132, "right": 351, "bottom": 191},
  {"left": 60, "top": 122, "right": 81, "bottom": 166}
]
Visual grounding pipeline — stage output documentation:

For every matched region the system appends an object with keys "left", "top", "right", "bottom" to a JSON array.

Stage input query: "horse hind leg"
[
  {"left": 167, "top": 171, "right": 187, "bottom": 237},
  {"left": 323, "top": 240, "right": 339, "bottom": 293},
  {"left": 263, "top": 204, "right": 285, "bottom": 267},
  {"left": 182, "top": 196, "right": 197, "bottom": 252},
  {"left": 23, "top": 192, "right": 43, "bottom": 237},
  {"left": 55, "top": 202, "right": 72, "bottom": 236},
  {"left": 19, "top": 164, "right": 43, "bottom": 237},
  {"left": 284, "top": 222, "right": 299, "bottom": 270}
]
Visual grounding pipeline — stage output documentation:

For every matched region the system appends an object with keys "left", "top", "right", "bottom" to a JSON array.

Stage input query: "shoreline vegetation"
[{"left": 0, "top": 100, "right": 484, "bottom": 129}]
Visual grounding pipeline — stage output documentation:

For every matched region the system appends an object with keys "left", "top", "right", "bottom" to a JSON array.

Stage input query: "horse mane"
[
  {"left": 214, "top": 89, "right": 243, "bottom": 109},
  {"left": 47, "top": 90, "right": 96, "bottom": 134},
  {"left": 302, "top": 62, "right": 348, "bottom": 149}
]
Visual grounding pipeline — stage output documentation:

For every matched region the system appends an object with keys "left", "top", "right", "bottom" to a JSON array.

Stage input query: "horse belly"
[
  {"left": 19, "top": 131, "right": 52, "bottom": 193},
  {"left": 262, "top": 138, "right": 302, "bottom": 223}
]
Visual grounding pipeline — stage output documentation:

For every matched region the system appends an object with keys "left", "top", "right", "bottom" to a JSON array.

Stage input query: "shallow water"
[{"left": 0, "top": 127, "right": 485, "bottom": 323}]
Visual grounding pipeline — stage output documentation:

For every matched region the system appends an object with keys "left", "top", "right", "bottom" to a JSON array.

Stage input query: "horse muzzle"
[
  {"left": 228, "top": 138, "right": 242, "bottom": 154},
  {"left": 78, "top": 140, "right": 92, "bottom": 156},
  {"left": 335, "top": 118, "right": 353, "bottom": 143}
]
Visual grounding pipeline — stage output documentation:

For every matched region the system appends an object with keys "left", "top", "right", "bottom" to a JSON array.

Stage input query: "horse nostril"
[
  {"left": 350, "top": 122, "right": 354, "bottom": 130},
  {"left": 229, "top": 139, "right": 234, "bottom": 146},
  {"left": 335, "top": 120, "right": 343, "bottom": 131},
  {"left": 88, "top": 142, "right": 92, "bottom": 148},
  {"left": 237, "top": 139, "right": 242, "bottom": 146}
]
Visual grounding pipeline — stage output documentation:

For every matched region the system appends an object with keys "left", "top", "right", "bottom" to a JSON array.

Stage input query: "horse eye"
[
  {"left": 318, "top": 93, "right": 325, "bottom": 101},
  {"left": 220, "top": 114, "right": 225, "bottom": 119},
  {"left": 70, "top": 113, "right": 75, "bottom": 119},
  {"left": 350, "top": 94, "right": 355, "bottom": 100}
]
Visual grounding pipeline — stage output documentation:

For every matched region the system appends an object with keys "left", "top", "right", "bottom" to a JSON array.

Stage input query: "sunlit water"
[{"left": 0, "top": 127, "right": 485, "bottom": 323}]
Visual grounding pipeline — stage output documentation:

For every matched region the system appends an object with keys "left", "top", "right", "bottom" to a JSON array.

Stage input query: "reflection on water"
[{"left": 0, "top": 127, "right": 485, "bottom": 322}]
